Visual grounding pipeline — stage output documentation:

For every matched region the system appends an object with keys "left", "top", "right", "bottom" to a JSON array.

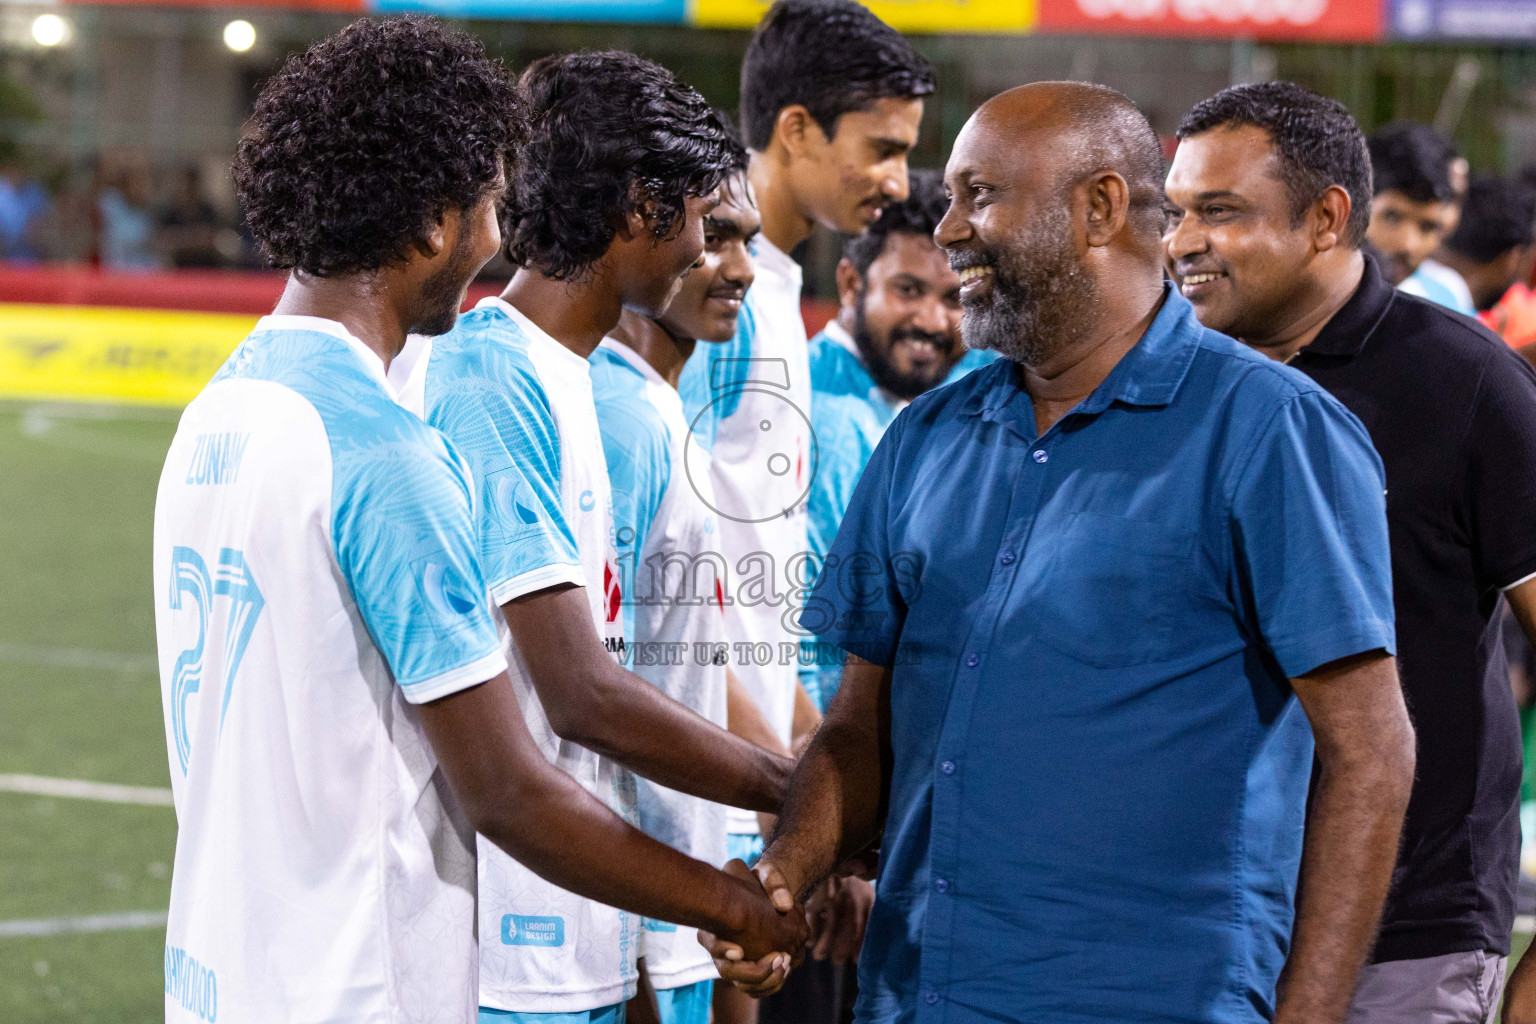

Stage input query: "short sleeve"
[
  {"left": 678, "top": 301, "right": 755, "bottom": 453},
  {"left": 427, "top": 361, "right": 583, "bottom": 605},
  {"left": 332, "top": 432, "right": 507, "bottom": 704},
  {"left": 1231, "top": 390, "right": 1396, "bottom": 678},
  {"left": 597, "top": 395, "right": 669, "bottom": 643},
  {"left": 1467, "top": 350, "right": 1536, "bottom": 591},
  {"left": 798, "top": 415, "right": 911, "bottom": 668}
]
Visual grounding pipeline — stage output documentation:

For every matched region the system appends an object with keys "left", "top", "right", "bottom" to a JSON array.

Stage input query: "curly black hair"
[
  {"left": 740, "top": 0, "right": 935, "bottom": 152},
  {"left": 842, "top": 168, "right": 945, "bottom": 276},
  {"left": 502, "top": 51, "right": 745, "bottom": 281},
  {"left": 1368, "top": 121, "right": 1458, "bottom": 204},
  {"left": 233, "top": 16, "right": 523, "bottom": 278},
  {"left": 1178, "top": 82, "right": 1372, "bottom": 247}
]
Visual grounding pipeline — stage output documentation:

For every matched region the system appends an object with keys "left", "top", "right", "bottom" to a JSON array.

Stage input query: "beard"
[
  {"left": 850, "top": 297, "right": 955, "bottom": 402},
  {"left": 957, "top": 205, "right": 1100, "bottom": 368},
  {"left": 411, "top": 229, "right": 480, "bottom": 337}
]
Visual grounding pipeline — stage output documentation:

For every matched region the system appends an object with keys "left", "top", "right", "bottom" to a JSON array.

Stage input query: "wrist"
[{"left": 711, "top": 872, "right": 754, "bottom": 940}]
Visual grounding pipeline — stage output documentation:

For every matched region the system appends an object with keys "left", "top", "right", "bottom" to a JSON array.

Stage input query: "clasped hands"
[{"left": 698, "top": 855, "right": 875, "bottom": 998}]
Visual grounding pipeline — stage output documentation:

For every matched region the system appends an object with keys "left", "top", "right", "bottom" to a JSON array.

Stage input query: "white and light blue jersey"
[
  {"left": 678, "top": 236, "right": 812, "bottom": 835},
  {"left": 592, "top": 338, "right": 726, "bottom": 991},
  {"left": 800, "top": 321, "right": 997, "bottom": 710},
  {"left": 1401, "top": 257, "right": 1477, "bottom": 316},
  {"left": 405, "top": 297, "right": 639, "bottom": 1014},
  {"left": 153, "top": 315, "right": 507, "bottom": 1024}
]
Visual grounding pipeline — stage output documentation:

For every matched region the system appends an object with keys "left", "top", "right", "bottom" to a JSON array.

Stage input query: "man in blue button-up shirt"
[{"left": 705, "top": 83, "right": 1416, "bottom": 1024}]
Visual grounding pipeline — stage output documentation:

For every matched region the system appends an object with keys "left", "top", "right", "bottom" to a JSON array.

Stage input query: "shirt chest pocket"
[{"left": 1026, "top": 512, "right": 1207, "bottom": 669}]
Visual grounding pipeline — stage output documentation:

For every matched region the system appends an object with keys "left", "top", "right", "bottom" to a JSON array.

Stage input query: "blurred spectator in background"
[
  {"left": 157, "top": 166, "right": 233, "bottom": 268},
  {"left": 0, "top": 160, "right": 49, "bottom": 262},
  {"left": 97, "top": 156, "right": 161, "bottom": 270},
  {"left": 1478, "top": 168, "right": 1536, "bottom": 354},
  {"left": 1367, "top": 121, "right": 1473, "bottom": 313},
  {"left": 1435, "top": 176, "right": 1536, "bottom": 314}
]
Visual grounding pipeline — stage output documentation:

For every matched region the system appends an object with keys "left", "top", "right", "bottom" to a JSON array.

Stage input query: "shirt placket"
[{"left": 915, "top": 425, "right": 1056, "bottom": 1023}]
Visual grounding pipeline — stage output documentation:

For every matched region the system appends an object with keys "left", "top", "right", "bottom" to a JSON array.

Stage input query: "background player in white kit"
[
  {"left": 154, "top": 20, "right": 800, "bottom": 1024},
  {"left": 400, "top": 52, "right": 803, "bottom": 1024},
  {"left": 593, "top": 166, "right": 773, "bottom": 1024},
  {"left": 675, "top": 5, "right": 934, "bottom": 1022}
]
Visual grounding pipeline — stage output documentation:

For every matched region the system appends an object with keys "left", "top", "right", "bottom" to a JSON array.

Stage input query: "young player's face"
[
  {"left": 660, "top": 179, "right": 761, "bottom": 343},
  {"left": 841, "top": 232, "right": 963, "bottom": 400},
  {"left": 413, "top": 181, "right": 504, "bottom": 337},
  {"left": 1163, "top": 125, "right": 1320, "bottom": 342},
  {"left": 793, "top": 97, "right": 924, "bottom": 234},
  {"left": 1366, "top": 189, "right": 1458, "bottom": 285},
  {"left": 624, "top": 192, "right": 717, "bottom": 320}
]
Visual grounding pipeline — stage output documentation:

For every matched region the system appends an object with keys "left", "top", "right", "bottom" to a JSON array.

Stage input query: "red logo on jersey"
[{"left": 603, "top": 560, "right": 622, "bottom": 623}]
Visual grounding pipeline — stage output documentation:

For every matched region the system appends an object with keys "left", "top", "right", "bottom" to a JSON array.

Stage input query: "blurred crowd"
[{"left": 0, "top": 151, "right": 255, "bottom": 271}]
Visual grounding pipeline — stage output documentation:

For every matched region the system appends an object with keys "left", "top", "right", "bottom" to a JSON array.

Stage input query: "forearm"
[
  {"left": 503, "top": 590, "right": 792, "bottom": 812},
  {"left": 572, "top": 659, "right": 793, "bottom": 812},
  {"left": 764, "top": 686, "right": 888, "bottom": 899},
  {"left": 792, "top": 679, "right": 822, "bottom": 751},
  {"left": 1277, "top": 744, "right": 1413, "bottom": 1023},
  {"left": 728, "top": 669, "right": 791, "bottom": 756},
  {"left": 477, "top": 753, "right": 757, "bottom": 941}
]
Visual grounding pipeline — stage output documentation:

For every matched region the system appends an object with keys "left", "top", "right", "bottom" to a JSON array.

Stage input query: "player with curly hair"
[
  {"left": 387, "top": 49, "right": 804, "bottom": 1024},
  {"left": 156, "top": 21, "right": 799, "bottom": 1024}
]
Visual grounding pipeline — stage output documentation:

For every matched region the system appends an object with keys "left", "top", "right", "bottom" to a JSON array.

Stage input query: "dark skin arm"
[
  {"left": 1498, "top": 580, "right": 1536, "bottom": 1023},
  {"left": 713, "top": 650, "right": 1416, "bottom": 1008},
  {"left": 417, "top": 669, "right": 805, "bottom": 960},
  {"left": 625, "top": 960, "right": 662, "bottom": 1024},
  {"left": 502, "top": 584, "right": 792, "bottom": 812},
  {"left": 703, "top": 654, "right": 893, "bottom": 996},
  {"left": 1276, "top": 651, "right": 1415, "bottom": 1024}
]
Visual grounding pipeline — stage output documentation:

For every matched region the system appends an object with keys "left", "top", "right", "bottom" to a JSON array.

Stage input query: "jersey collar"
[
  {"left": 599, "top": 336, "right": 671, "bottom": 389},
  {"left": 821, "top": 318, "right": 911, "bottom": 412},
  {"left": 750, "top": 234, "right": 802, "bottom": 290},
  {"left": 475, "top": 296, "right": 591, "bottom": 372},
  {"left": 253, "top": 314, "right": 395, "bottom": 396}
]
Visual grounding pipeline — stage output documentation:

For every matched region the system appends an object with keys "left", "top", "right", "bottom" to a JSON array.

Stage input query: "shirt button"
[
  {"left": 940, "top": 760, "right": 956, "bottom": 775},
  {"left": 999, "top": 551, "right": 1015, "bottom": 565},
  {"left": 934, "top": 878, "right": 950, "bottom": 894},
  {"left": 966, "top": 653, "right": 980, "bottom": 667},
  {"left": 924, "top": 991, "right": 940, "bottom": 1005},
  {"left": 1032, "top": 449, "right": 1048, "bottom": 463}
]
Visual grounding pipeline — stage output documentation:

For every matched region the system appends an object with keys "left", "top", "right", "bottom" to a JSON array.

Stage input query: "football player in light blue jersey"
[
  {"left": 401, "top": 52, "right": 804, "bottom": 1024},
  {"left": 595, "top": 167, "right": 793, "bottom": 1024},
  {"left": 802, "top": 170, "right": 996, "bottom": 713},
  {"left": 676, "top": 6, "right": 938, "bottom": 1024},
  {"left": 155, "top": 22, "right": 794, "bottom": 1024}
]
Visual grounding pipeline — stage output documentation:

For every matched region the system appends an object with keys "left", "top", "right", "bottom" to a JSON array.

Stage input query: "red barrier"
[{"left": 0, "top": 265, "right": 840, "bottom": 336}]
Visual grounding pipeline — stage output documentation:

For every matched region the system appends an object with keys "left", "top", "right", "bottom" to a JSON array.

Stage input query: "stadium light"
[
  {"left": 32, "top": 14, "right": 71, "bottom": 47},
  {"left": 223, "top": 19, "right": 256, "bottom": 53}
]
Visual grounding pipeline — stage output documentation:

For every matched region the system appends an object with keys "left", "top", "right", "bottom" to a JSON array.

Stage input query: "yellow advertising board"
[
  {"left": 690, "top": 0, "right": 1034, "bottom": 32},
  {"left": 0, "top": 303, "right": 254, "bottom": 408}
]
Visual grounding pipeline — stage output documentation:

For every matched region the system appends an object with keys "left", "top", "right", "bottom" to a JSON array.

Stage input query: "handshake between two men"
[{"left": 700, "top": 847, "right": 878, "bottom": 998}]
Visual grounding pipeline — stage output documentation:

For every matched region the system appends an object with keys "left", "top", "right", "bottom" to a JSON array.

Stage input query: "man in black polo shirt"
[{"left": 1164, "top": 81, "right": 1536, "bottom": 1024}]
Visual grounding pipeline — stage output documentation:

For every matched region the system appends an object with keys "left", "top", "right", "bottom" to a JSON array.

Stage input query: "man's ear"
[
  {"left": 415, "top": 212, "right": 450, "bottom": 260},
  {"left": 1083, "top": 170, "right": 1130, "bottom": 248},
  {"left": 774, "top": 105, "right": 825, "bottom": 160},
  {"left": 619, "top": 185, "right": 665, "bottom": 243},
  {"left": 834, "top": 258, "right": 864, "bottom": 312},
  {"left": 1312, "top": 184, "right": 1353, "bottom": 254}
]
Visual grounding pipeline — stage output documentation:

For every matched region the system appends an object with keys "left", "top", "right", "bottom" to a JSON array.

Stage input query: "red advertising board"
[{"left": 1038, "top": 0, "right": 1383, "bottom": 40}]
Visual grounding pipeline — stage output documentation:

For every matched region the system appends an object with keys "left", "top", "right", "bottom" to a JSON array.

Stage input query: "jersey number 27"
[{"left": 168, "top": 546, "right": 265, "bottom": 774}]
